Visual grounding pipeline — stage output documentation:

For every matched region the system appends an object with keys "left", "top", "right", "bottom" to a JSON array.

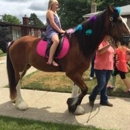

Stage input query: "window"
[
  {"left": 12, "top": 29, "right": 21, "bottom": 40},
  {"left": 38, "top": 29, "right": 41, "bottom": 38},
  {"left": 31, "top": 29, "right": 34, "bottom": 36}
]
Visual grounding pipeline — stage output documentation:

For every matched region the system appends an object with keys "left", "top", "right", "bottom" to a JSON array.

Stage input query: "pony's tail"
[{"left": 7, "top": 41, "right": 17, "bottom": 100}]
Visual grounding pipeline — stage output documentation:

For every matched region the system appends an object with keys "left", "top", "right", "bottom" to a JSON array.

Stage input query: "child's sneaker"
[
  {"left": 107, "top": 85, "right": 114, "bottom": 89},
  {"left": 124, "top": 89, "right": 130, "bottom": 93}
]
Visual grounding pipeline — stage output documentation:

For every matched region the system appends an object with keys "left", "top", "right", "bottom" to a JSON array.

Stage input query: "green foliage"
[
  {"left": 2, "top": 14, "right": 21, "bottom": 24},
  {"left": 57, "top": 0, "right": 130, "bottom": 29},
  {"left": 0, "top": 49, "right": 3, "bottom": 55},
  {"left": 58, "top": 0, "right": 93, "bottom": 29},
  {"left": 97, "top": 0, "right": 130, "bottom": 10},
  {"left": 29, "top": 13, "right": 45, "bottom": 28},
  {"left": 0, "top": 26, "right": 12, "bottom": 52}
]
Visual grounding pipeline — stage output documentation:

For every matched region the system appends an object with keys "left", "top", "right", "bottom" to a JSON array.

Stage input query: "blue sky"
[{"left": 0, "top": 0, "right": 49, "bottom": 24}]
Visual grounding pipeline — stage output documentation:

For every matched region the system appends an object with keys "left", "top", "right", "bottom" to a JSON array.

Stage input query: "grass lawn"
[
  {"left": 22, "top": 70, "right": 130, "bottom": 98},
  {"left": 0, "top": 115, "right": 105, "bottom": 130},
  {"left": 0, "top": 50, "right": 6, "bottom": 57}
]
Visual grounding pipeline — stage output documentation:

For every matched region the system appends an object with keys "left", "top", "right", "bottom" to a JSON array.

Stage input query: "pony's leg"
[
  {"left": 67, "top": 74, "right": 88, "bottom": 115},
  {"left": 71, "top": 83, "right": 85, "bottom": 115},
  {"left": 15, "top": 71, "right": 28, "bottom": 110},
  {"left": 71, "top": 83, "right": 79, "bottom": 97}
]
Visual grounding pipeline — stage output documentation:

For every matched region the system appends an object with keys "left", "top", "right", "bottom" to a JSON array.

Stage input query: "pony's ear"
[{"left": 107, "top": 5, "right": 114, "bottom": 13}]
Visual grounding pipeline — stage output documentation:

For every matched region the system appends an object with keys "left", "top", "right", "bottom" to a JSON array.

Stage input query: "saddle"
[
  {"left": 42, "top": 33, "right": 65, "bottom": 57},
  {"left": 36, "top": 28, "right": 74, "bottom": 59}
]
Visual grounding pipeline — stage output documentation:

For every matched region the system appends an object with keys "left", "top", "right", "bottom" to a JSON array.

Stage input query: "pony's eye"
[{"left": 110, "top": 17, "right": 113, "bottom": 21}]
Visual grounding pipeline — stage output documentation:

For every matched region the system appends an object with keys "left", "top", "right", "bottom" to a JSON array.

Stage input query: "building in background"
[
  {"left": 0, "top": 15, "right": 46, "bottom": 52},
  {"left": 0, "top": 15, "right": 45, "bottom": 41}
]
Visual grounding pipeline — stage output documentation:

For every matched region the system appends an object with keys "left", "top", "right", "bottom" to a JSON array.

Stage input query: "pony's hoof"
[
  {"left": 67, "top": 98, "right": 77, "bottom": 113},
  {"left": 16, "top": 101, "right": 28, "bottom": 110},
  {"left": 74, "top": 105, "right": 85, "bottom": 115},
  {"left": 11, "top": 99, "right": 16, "bottom": 103}
]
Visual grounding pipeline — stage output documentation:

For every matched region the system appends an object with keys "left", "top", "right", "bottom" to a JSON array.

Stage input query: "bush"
[
  {"left": 0, "top": 42, "right": 7, "bottom": 53},
  {"left": 0, "top": 26, "right": 12, "bottom": 53},
  {"left": 0, "top": 49, "right": 3, "bottom": 54}
]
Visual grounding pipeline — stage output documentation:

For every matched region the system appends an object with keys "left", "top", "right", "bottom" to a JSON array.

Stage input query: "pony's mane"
[{"left": 74, "top": 10, "right": 106, "bottom": 57}]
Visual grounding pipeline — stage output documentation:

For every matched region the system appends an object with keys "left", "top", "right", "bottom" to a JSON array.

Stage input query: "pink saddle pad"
[{"left": 36, "top": 36, "right": 70, "bottom": 59}]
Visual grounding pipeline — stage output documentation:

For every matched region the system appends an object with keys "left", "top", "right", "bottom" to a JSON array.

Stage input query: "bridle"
[
  {"left": 108, "top": 14, "right": 130, "bottom": 47},
  {"left": 109, "top": 16, "right": 115, "bottom": 27}
]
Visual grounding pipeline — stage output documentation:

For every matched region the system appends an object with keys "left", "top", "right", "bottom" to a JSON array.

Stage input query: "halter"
[
  {"left": 109, "top": 17, "right": 115, "bottom": 27},
  {"left": 107, "top": 16, "right": 117, "bottom": 47},
  {"left": 109, "top": 16, "right": 130, "bottom": 47}
]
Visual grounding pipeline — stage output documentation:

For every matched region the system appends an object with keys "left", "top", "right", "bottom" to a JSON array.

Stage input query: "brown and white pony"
[{"left": 7, "top": 5, "right": 130, "bottom": 115}]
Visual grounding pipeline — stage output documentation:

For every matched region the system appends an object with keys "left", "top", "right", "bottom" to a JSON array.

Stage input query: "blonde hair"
[{"left": 48, "top": 0, "right": 58, "bottom": 10}]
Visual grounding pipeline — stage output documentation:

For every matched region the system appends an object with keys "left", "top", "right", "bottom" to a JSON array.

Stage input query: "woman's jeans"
[{"left": 89, "top": 69, "right": 112, "bottom": 104}]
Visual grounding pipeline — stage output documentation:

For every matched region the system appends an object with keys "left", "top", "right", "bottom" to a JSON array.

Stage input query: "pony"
[{"left": 7, "top": 5, "right": 130, "bottom": 115}]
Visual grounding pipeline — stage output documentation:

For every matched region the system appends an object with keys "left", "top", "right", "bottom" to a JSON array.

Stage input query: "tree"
[
  {"left": 57, "top": 0, "right": 130, "bottom": 29},
  {"left": 58, "top": 0, "right": 93, "bottom": 29},
  {"left": 2, "top": 14, "right": 21, "bottom": 25},
  {"left": 29, "top": 13, "right": 45, "bottom": 28},
  {"left": 94, "top": 0, "right": 130, "bottom": 11},
  {"left": 0, "top": 26, "right": 12, "bottom": 53}
]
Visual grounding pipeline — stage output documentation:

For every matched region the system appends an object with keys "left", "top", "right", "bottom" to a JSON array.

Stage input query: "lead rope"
[
  {"left": 86, "top": 105, "right": 100, "bottom": 123},
  {"left": 86, "top": 105, "right": 94, "bottom": 123}
]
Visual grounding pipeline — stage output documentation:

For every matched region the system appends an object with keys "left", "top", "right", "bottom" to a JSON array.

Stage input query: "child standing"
[{"left": 112, "top": 41, "right": 130, "bottom": 92}]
